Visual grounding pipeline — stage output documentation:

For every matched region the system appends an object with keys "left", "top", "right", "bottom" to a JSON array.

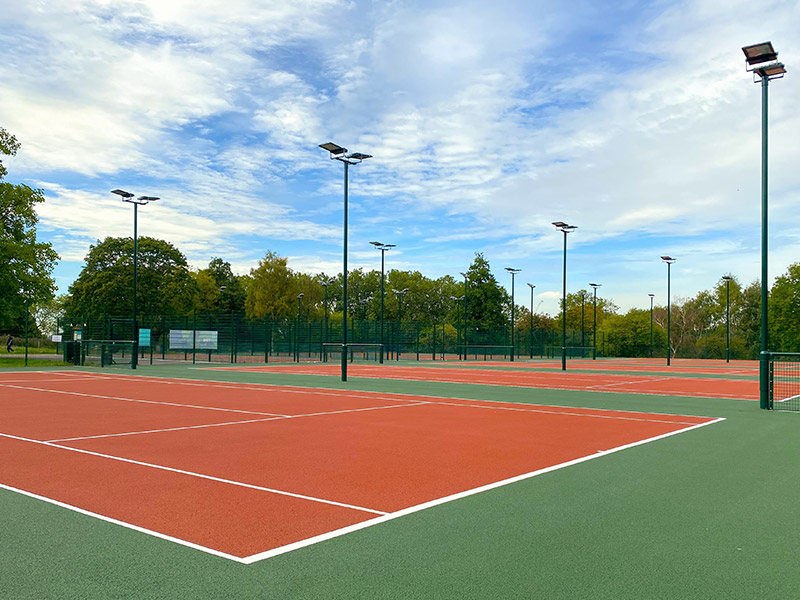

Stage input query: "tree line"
[{"left": 4, "top": 125, "right": 800, "bottom": 360}]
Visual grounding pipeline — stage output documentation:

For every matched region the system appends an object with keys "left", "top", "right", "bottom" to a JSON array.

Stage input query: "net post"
[{"left": 760, "top": 351, "right": 771, "bottom": 410}]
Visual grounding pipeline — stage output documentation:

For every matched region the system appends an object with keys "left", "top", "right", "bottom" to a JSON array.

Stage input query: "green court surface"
[{"left": 2, "top": 363, "right": 799, "bottom": 599}]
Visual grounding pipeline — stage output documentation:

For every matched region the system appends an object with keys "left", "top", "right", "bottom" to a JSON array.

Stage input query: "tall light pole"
[
  {"left": 112, "top": 189, "right": 159, "bottom": 369},
  {"left": 460, "top": 271, "right": 468, "bottom": 360},
  {"left": 319, "top": 142, "right": 372, "bottom": 381},
  {"left": 24, "top": 292, "right": 29, "bottom": 367},
  {"left": 527, "top": 283, "right": 535, "bottom": 359},
  {"left": 661, "top": 256, "right": 676, "bottom": 366},
  {"left": 589, "top": 283, "right": 601, "bottom": 360},
  {"left": 392, "top": 287, "right": 408, "bottom": 360},
  {"left": 319, "top": 277, "right": 335, "bottom": 345},
  {"left": 722, "top": 275, "right": 732, "bottom": 363},
  {"left": 742, "top": 42, "right": 785, "bottom": 410},
  {"left": 370, "top": 241, "right": 395, "bottom": 357},
  {"left": 648, "top": 293, "right": 655, "bottom": 359},
  {"left": 505, "top": 267, "right": 521, "bottom": 362},
  {"left": 553, "top": 222, "right": 577, "bottom": 370},
  {"left": 295, "top": 293, "right": 304, "bottom": 362},
  {"left": 580, "top": 291, "right": 586, "bottom": 349}
]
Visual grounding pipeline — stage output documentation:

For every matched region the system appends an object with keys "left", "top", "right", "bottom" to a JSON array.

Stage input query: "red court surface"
[
  {"left": 1, "top": 371, "right": 721, "bottom": 563},
  {"left": 221, "top": 363, "right": 759, "bottom": 400}
]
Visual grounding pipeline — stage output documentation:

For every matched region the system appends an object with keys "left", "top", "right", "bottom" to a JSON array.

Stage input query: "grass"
[
  {"left": 0, "top": 356, "right": 70, "bottom": 368},
  {"left": 2, "top": 363, "right": 799, "bottom": 599}
]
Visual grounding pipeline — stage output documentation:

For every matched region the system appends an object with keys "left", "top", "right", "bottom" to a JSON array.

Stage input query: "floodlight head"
[
  {"left": 298, "top": 293, "right": 304, "bottom": 299},
  {"left": 219, "top": 286, "right": 227, "bottom": 291},
  {"left": 111, "top": 189, "right": 134, "bottom": 199},
  {"left": 742, "top": 42, "right": 778, "bottom": 66},
  {"left": 505, "top": 267, "right": 521, "bottom": 274},
  {"left": 347, "top": 152, "right": 372, "bottom": 160},
  {"left": 460, "top": 272, "right": 468, "bottom": 279},
  {"left": 137, "top": 196, "right": 159, "bottom": 203},
  {"left": 722, "top": 275, "right": 733, "bottom": 281},
  {"left": 648, "top": 293, "right": 655, "bottom": 297},
  {"left": 319, "top": 142, "right": 346, "bottom": 155},
  {"left": 553, "top": 221, "right": 577, "bottom": 232},
  {"left": 756, "top": 62, "right": 786, "bottom": 80},
  {"left": 370, "top": 241, "right": 382, "bottom": 247},
  {"left": 527, "top": 283, "right": 535, "bottom": 289},
  {"left": 661, "top": 256, "right": 676, "bottom": 263},
  {"left": 590, "top": 283, "right": 601, "bottom": 288}
]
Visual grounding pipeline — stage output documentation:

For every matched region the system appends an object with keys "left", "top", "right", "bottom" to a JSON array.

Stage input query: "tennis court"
[
  {"left": 5, "top": 361, "right": 800, "bottom": 599},
  {"left": 217, "top": 362, "right": 759, "bottom": 400},
  {"left": 0, "top": 370, "right": 720, "bottom": 562}
]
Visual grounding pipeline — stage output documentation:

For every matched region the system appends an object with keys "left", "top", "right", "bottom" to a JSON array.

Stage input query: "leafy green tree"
[
  {"left": 65, "top": 237, "right": 195, "bottom": 318},
  {"left": 246, "top": 251, "right": 296, "bottom": 318},
  {"left": 0, "top": 128, "right": 59, "bottom": 333},
  {"left": 770, "top": 262, "right": 800, "bottom": 352},
  {"left": 192, "top": 257, "right": 248, "bottom": 313},
  {"left": 464, "top": 253, "right": 508, "bottom": 330}
]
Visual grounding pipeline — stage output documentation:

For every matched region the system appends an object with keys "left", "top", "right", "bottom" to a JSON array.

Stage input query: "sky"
[{"left": 1, "top": 0, "right": 799, "bottom": 318}]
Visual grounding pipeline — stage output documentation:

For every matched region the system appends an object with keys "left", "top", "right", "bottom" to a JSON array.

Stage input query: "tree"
[
  {"left": 0, "top": 128, "right": 59, "bottom": 333},
  {"left": 246, "top": 251, "right": 296, "bottom": 318},
  {"left": 65, "top": 236, "right": 195, "bottom": 318},
  {"left": 193, "top": 257, "right": 248, "bottom": 313},
  {"left": 770, "top": 262, "right": 800, "bottom": 352},
  {"left": 464, "top": 253, "right": 508, "bottom": 330}
]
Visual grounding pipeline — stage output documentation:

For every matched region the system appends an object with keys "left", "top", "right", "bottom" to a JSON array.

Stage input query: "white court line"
[
  {"left": 585, "top": 376, "right": 675, "bottom": 389},
  {"left": 0, "top": 382, "right": 290, "bottom": 418},
  {"left": 49, "top": 369, "right": 726, "bottom": 420},
  {"left": 1, "top": 432, "right": 387, "bottom": 516},
  {"left": 1, "top": 417, "right": 725, "bottom": 565},
  {"left": 0, "top": 483, "right": 248, "bottom": 563},
  {"left": 46, "top": 401, "right": 430, "bottom": 443},
  {"left": 240, "top": 416, "right": 726, "bottom": 563}
]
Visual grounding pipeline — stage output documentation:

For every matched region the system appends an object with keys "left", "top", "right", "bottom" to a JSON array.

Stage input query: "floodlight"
[
  {"left": 527, "top": 283, "right": 535, "bottom": 289},
  {"left": 742, "top": 42, "right": 778, "bottom": 66},
  {"left": 111, "top": 189, "right": 134, "bottom": 199},
  {"left": 589, "top": 283, "right": 601, "bottom": 288},
  {"left": 319, "top": 142, "right": 346, "bottom": 155},
  {"left": 347, "top": 152, "right": 372, "bottom": 160},
  {"left": 661, "top": 255, "right": 676, "bottom": 263},
  {"left": 757, "top": 63, "right": 786, "bottom": 79}
]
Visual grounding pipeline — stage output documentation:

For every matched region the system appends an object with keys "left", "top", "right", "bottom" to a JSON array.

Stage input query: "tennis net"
[
  {"left": 770, "top": 352, "right": 800, "bottom": 411},
  {"left": 81, "top": 340, "right": 136, "bottom": 368}
]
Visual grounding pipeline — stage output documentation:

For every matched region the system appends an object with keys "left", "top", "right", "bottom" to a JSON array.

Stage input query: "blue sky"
[{"left": 1, "top": 0, "right": 799, "bottom": 317}]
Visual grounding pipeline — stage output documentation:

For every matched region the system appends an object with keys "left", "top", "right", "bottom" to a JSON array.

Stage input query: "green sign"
[{"left": 138, "top": 328, "right": 151, "bottom": 347}]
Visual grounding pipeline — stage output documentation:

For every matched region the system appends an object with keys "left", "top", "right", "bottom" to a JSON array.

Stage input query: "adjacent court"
[
  {"left": 0, "top": 370, "right": 721, "bottom": 563},
  {"left": 218, "top": 363, "right": 758, "bottom": 400}
]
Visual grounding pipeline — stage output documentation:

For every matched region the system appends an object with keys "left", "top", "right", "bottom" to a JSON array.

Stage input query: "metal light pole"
[
  {"left": 505, "top": 267, "right": 521, "bottom": 362},
  {"left": 460, "top": 271, "right": 468, "bottom": 360},
  {"left": 580, "top": 291, "right": 586, "bottom": 349},
  {"left": 392, "top": 287, "right": 408, "bottom": 360},
  {"left": 648, "top": 294, "right": 655, "bottom": 359},
  {"left": 589, "top": 283, "right": 601, "bottom": 360},
  {"left": 661, "top": 256, "right": 676, "bottom": 366},
  {"left": 742, "top": 42, "right": 785, "bottom": 409},
  {"left": 722, "top": 276, "right": 732, "bottom": 363},
  {"left": 527, "top": 283, "right": 535, "bottom": 359},
  {"left": 112, "top": 189, "right": 159, "bottom": 369},
  {"left": 319, "top": 277, "right": 335, "bottom": 346},
  {"left": 319, "top": 142, "right": 372, "bottom": 381},
  {"left": 371, "top": 241, "right": 395, "bottom": 358},
  {"left": 295, "top": 293, "right": 304, "bottom": 362},
  {"left": 24, "top": 293, "right": 29, "bottom": 367},
  {"left": 553, "top": 222, "right": 577, "bottom": 370}
]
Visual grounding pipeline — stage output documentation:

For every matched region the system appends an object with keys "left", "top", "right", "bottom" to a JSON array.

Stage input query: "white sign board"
[
  {"left": 169, "top": 329, "right": 194, "bottom": 349},
  {"left": 195, "top": 330, "right": 218, "bottom": 350},
  {"left": 51, "top": 334, "right": 63, "bottom": 343},
  {"left": 169, "top": 329, "right": 218, "bottom": 350}
]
